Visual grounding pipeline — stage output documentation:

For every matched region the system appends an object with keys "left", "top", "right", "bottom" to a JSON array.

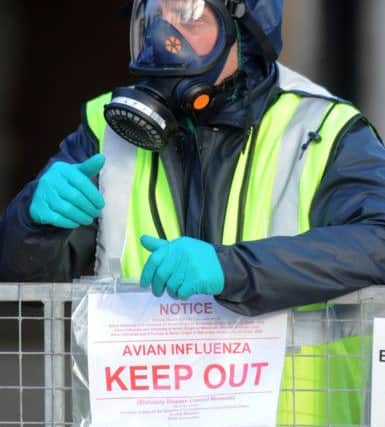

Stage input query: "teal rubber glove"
[
  {"left": 140, "top": 235, "right": 225, "bottom": 300},
  {"left": 29, "top": 154, "right": 105, "bottom": 229}
]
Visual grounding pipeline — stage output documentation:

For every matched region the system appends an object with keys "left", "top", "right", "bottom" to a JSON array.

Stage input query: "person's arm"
[
  {"left": 0, "top": 123, "right": 99, "bottom": 282},
  {"left": 215, "top": 121, "right": 385, "bottom": 315}
]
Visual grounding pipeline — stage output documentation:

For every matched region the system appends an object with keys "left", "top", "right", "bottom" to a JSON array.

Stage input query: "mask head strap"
[{"left": 225, "top": 0, "right": 278, "bottom": 63}]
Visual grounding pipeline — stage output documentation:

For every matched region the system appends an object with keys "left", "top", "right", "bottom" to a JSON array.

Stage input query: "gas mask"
[{"left": 104, "top": 0, "right": 236, "bottom": 151}]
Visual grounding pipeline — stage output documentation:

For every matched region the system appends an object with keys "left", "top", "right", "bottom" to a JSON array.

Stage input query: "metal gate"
[
  {"left": 0, "top": 283, "right": 72, "bottom": 426},
  {"left": 0, "top": 283, "right": 384, "bottom": 426}
]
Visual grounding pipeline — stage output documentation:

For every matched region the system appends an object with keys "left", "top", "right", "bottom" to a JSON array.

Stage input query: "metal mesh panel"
[
  {"left": 0, "top": 284, "right": 72, "bottom": 426},
  {"left": 0, "top": 283, "right": 384, "bottom": 426}
]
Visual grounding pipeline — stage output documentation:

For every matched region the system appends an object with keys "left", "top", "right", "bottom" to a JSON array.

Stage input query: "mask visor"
[{"left": 130, "top": 0, "right": 231, "bottom": 76}]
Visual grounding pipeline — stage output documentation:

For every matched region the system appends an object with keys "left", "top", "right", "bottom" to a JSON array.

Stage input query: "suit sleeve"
[
  {"left": 0, "top": 122, "right": 99, "bottom": 282},
  {"left": 215, "top": 121, "right": 385, "bottom": 315}
]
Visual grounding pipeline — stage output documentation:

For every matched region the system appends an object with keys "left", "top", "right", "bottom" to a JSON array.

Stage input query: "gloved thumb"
[
  {"left": 77, "top": 154, "right": 105, "bottom": 178},
  {"left": 140, "top": 235, "right": 168, "bottom": 252}
]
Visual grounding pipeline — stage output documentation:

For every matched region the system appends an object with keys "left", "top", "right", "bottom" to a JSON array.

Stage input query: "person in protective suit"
[{"left": 1, "top": 0, "right": 385, "bottom": 424}]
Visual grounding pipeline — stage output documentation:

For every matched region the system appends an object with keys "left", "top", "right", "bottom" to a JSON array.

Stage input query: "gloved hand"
[
  {"left": 140, "top": 235, "right": 225, "bottom": 299},
  {"left": 29, "top": 154, "right": 105, "bottom": 229}
]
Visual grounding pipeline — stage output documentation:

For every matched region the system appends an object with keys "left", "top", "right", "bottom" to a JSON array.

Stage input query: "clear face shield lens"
[
  {"left": 130, "top": 0, "right": 224, "bottom": 73},
  {"left": 158, "top": 0, "right": 206, "bottom": 26}
]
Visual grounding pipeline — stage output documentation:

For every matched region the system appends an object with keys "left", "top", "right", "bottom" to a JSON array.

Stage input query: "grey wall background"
[
  {"left": 357, "top": 1, "right": 385, "bottom": 133},
  {"left": 0, "top": 0, "right": 384, "bottom": 213},
  {"left": 283, "top": 1, "right": 385, "bottom": 137}
]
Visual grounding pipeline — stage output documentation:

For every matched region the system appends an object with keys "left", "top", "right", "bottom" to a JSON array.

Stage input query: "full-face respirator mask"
[
  {"left": 104, "top": 0, "right": 237, "bottom": 151},
  {"left": 105, "top": 0, "right": 280, "bottom": 151}
]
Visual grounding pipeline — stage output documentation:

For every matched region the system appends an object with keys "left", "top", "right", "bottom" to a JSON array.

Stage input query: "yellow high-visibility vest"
[{"left": 86, "top": 64, "right": 365, "bottom": 425}]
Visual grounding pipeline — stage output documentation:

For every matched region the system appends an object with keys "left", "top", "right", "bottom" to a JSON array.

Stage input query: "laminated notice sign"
[
  {"left": 87, "top": 292, "right": 287, "bottom": 427},
  {"left": 371, "top": 317, "right": 385, "bottom": 427}
]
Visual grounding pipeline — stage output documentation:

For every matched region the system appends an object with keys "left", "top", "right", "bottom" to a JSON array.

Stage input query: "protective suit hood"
[
  {"left": 242, "top": 0, "right": 283, "bottom": 58},
  {"left": 235, "top": 0, "right": 283, "bottom": 79}
]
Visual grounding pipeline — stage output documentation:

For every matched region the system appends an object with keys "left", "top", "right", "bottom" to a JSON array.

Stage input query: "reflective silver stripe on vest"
[
  {"left": 277, "top": 62, "right": 332, "bottom": 98},
  {"left": 95, "top": 125, "right": 137, "bottom": 276},
  {"left": 269, "top": 97, "right": 341, "bottom": 345},
  {"left": 269, "top": 97, "right": 331, "bottom": 237}
]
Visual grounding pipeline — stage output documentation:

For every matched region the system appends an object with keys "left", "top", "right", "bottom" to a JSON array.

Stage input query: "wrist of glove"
[
  {"left": 140, "top": 235, "right": 225, "bottom": 300},
  {"left": 29, "top": 154, "right": 105, "bottom": 229}
]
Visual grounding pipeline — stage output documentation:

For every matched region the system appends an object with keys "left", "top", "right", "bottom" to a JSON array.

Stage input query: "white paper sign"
[
  {"left": 87, "top": 292, "right": 287, "bottom": 427},
  {"left": 371, "top": 317, "right": 385, "bottom": 427}
]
